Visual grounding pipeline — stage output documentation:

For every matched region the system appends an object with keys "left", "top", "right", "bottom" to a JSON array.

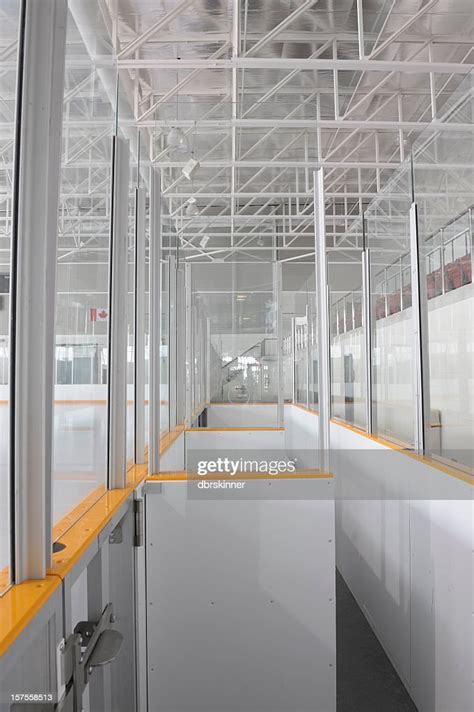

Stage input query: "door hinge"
[{"left": 134, "top": 498, "right": 144, "bottom": 547}]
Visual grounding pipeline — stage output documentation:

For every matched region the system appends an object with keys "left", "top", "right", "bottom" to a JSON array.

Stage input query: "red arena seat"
[
  {"left": 459, "top": 254, "right": 472, "bottom": 285},
  {"left": 445, "top": 261, "right": 463, "bottom": 291},
  {"left": 388, "top": 292, "right": 401, "bottom": 315}
]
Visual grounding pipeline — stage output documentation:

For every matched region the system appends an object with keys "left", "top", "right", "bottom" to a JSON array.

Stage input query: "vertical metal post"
[
  {"left": 274, "top": 262, "right": 284, "bottom": 426},
  {"left": 11, "top": 0, "right": 67, "bottom": 580},
  {"left": 361, "top": 214, "right": 373, "bottom": 434},
  {"left": 314, "top": 169, "right": 331, "bottom": 472},
  {"left": 107, "top": 136, "right": 130, "bottom": 489},
  {"left": 410, "top": 202, "right": 431, "bottom": 454},
  {"left": 440, "top": 227, "right": 445, "bottom": 295},
  {"left": 134, "top": 187, "right": 146, "bottom": 464},
  {"left": 148, "top": 169, "right": 161, "bottom": 474},
  {"left": 291, "top": 317, "right": 296, "bottom": 403},
  {"left": 168, "top": 256, "right": 178, "bottom": 428},
  {"left": 399, "top": 257, "right": 403, "bottom": 310},
  {"left": 201, "top": 314, "right": 206, "bottom": 408},
  {"left": 305, "top": 304, "right": 311, "bottom": 409},
  {"left": 206, "top": 317, "right": 211, "bottom": 405},
  {"left": 185, "top": 263, "right": 193, "bottom": 427}
]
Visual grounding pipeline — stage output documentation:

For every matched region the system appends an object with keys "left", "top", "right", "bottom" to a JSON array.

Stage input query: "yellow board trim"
[
  {"left": 186, "top": 426, "right": 285, "bottom": 432},
  {"left": 147, "top": 470, "right": 333, "bottom": 481},
  {"left": 0, "top": 577, "right": 62, "bottom": 657},
  {"left": 331, "top": 418, "right": 473, "bottom": 485}
]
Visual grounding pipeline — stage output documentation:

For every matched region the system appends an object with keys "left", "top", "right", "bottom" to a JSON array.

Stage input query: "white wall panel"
[
  {"left": 145, "top": 479, "right": 336, "bottom": 712},
  {"left": 159, "top": 431, "right": 185, "bottom": 472},
  {"left": 207, "top": 404, "right": 278, "bottom": 428},
  {"left": 332, "top": 419, "right": 473, "bottom": 712},
  {"left": 185, "top": 427, "right": 285, "bottom": 454}
]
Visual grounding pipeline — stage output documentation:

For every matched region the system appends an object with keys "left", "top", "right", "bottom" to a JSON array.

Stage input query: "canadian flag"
[{"left": 90, "top": 308, "right": 109, "bottom": 322}]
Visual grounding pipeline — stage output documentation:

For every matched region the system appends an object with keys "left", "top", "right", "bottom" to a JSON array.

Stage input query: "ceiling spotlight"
[
  {"left": 199, "top": 235, "right": 210, "bottom": 248},
  {"left": 257, "top": 236, "right": 264, "bottom": 246},
  {"left": 185, "top": 198, "right": 199, "bottom": 217},
  {"left": 167, "top": 127, "right": 188, "bottom": 153},
  {"left": 182, "top": 158, "right": 200, "bottom": 180}
]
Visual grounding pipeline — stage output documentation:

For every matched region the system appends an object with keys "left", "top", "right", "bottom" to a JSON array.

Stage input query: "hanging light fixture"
[
  {"left": 167, "top": 67, "right": 188, "bottom": 155},
  {"left": 167, "top": 126, "right": 188, "bottom": 153},
  {"left": 185, "top": 197, "right": 199, "bottom": 217}
]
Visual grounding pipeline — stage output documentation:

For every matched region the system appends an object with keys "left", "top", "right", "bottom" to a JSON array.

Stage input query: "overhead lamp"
[
  {"left": 182, "top": 157, "right": 200, "bottom": 180},
  {"left": 167, "top": 127, "right": 188, "bottom": 153},
  {"left": 257, "top": 236, "right": 264, "bottom": 246},
  {"left": 185, "top": 197, "right": 199, "bottom": 217},
  {"left": 199, "top": 234, "right": 210, "bottom": 248}
]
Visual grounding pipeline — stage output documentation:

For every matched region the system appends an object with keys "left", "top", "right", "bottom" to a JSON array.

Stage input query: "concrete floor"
[{"left": 337, "top": 571, "right": 417, "bottom": 712}]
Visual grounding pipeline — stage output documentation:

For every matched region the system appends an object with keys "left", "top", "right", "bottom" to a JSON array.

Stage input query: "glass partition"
[
  {"left": 160, "top": 257, "right": 170, "bottom": 435},
  {"left": 413, "top": 71, "right": 474, "bottom": 472},
  {"left": 282, "top": 263, "right": 317, "bottom": 410},
  {"left": 0, "top": 0, "right": 21, "bottom": 592},
  {"left": 189, "top": 262, "right": 280, "bottom": 426},
  {"left": 144, "top": 243, "right": 150, "bottom": 447},
  {"left": 52, "top": 9, "right": 117, "bottom": 528},
  {"left": 328, "top": 70, "right": 473, "bottom": 475},
  {"left": 330, "top": 285, "right": 366, "bottom": 430},
  {"left": 365, "top": 166, "right": 415, "bottom": 447},
  {"left": 126, "top": 173, "right": 136, "bottom": 469}
]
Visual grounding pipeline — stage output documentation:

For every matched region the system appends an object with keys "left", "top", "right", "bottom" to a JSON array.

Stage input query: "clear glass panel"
[
  {"left": 330, "top": 284, "right": 366, "bottom": 431},
  {"left": 144, "top": 228, "right": 150, "bottom": 448},
  {"left": 413, "top": 71, "right": 474, "bottom": 472},
  {"left": 53, "top": 10, "right": 116, "bottom": 529},
  {"left": 125, "top": 127, "right": 139, "bottom": 469},
  {"left": 161, "top": 258, "right": 170, "bottom": 435},
  {"left": 0, "top": 0, "right": 20, "bottom": 592},
  {"left": 366, "top": 166, "right": 414, "bottom": 447},
  {"left": 183, "top": 260, "right": 322, "bottom": 475},
  {"left": 126, "top": 188, "right": 135, "bottom": 468},
  {"left": 190, "top": 263, "right": 280, "bottom": 426},
  {"left": 282, "top": 263, "right": 317, "bottom": 410}
]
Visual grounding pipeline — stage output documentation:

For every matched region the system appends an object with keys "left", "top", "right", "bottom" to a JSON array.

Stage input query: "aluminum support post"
[
  {"left": 305, "top": 305, "right": 311, "bottom": 409},
  {"left": 168, "top": 255, "right": 178, "bottom": 428},
  {"left": 107, "top": 136, "right": 130, "bottom": 488},
  {"left": 206, "top": 317, "right": 211, "bottom": 405},
  {"left": 134, "top": 187, "right": 146, "bottom": 464},
  {"left": 410, "top": 202, "right": 431, "bottom": 454},
  {"left": 314, "top": 170, "right": 331, "bottom": 472},
  {"left": 11, "top": 0, "right": 67, "bottom": 580},
  {"left": 275, "top": 262, "right": 284, "bottom": 427},
  {"left": 185, "top": 263, "right": 193, "bottom": 427},
  {"left": 148, "top": 170, "right": 162, "bottom": 474},
  {"left": 361, "top": 214, "right": 373, "bottom": 434}
]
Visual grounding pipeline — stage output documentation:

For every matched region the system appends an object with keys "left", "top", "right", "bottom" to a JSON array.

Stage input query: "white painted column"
[
  {"left": 410, "top": 202, "right": 431, "bottom": 454},
  {"left": 185, "top": 263, "right": 193, "bottom": 427},
  {"left": 361, "top": 214, "right": 373, "bottom": 434},
  {"left": 11, "top": 0, "right": 67, "bottom": 580},
  {"left": 148, "top": 169, "right": 162, "bottom": 474},
  {"left": 107, "top": 136, "right": 131, "bottom": 488},
  {"left": 206, "top": 317, "right": 211, "bottom": 405},
  {"left": 274, "top": 261, "right": 284, "bottom": 426},
  {"left": 291, "top": 317, "right": 296, "bottom": 403},
  {"left": 168, "top": 255, "right": 178, "bottom": 429},
  {"left": 314, "top": 169, "right": 331, "bottom": 472},
  {"left": 134, "top": 187, "right": 146, "bottom": 464}
]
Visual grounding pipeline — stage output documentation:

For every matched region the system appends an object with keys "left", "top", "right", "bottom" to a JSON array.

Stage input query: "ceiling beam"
[
  {"left": 117, "top": 57, "right": 474, "bottom": 74},
  {"left": 118, "top": 0, "right": 197, "bottom": 59}
]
